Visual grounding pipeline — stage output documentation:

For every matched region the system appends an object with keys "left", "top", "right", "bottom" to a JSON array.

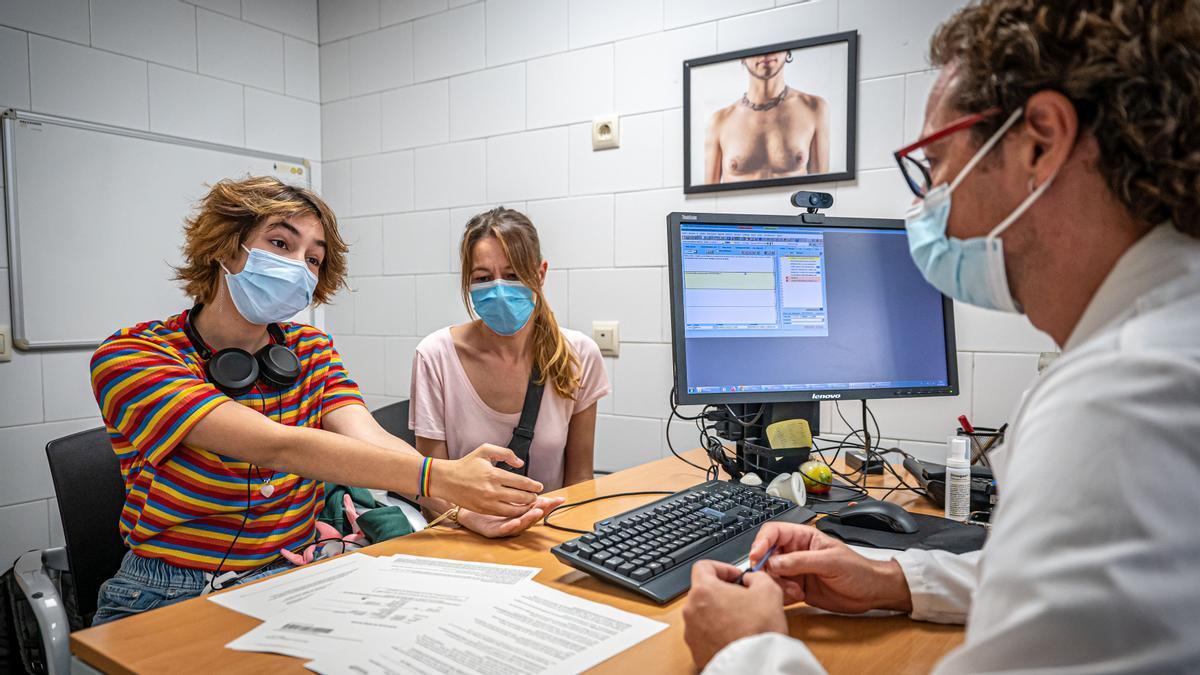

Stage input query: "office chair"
[
  {"left": 371, "top": 400, "right": 416, "bottom": 446},
  {"left": 13, "top": 427, "right": 126, "bottom": 675}
]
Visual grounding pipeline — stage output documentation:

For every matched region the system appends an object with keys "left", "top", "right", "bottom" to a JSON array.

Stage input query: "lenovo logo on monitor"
[{"left": 811, "top": 393, "right": 842, "bottom": 399}]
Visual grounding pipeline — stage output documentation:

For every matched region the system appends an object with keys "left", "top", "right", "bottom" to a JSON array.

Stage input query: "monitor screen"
[{"left": 668, "top": 212, "right": 958, "bottom": 405}]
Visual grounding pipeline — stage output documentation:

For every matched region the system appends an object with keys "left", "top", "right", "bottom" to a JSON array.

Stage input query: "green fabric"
[
  {"left": 317, "top": 484, "right": 416, "bottom": 543},
  {"left": 355, "top": 506, "right": 415, "bottom": 542},
  {"left": 319, "top": 484, "right": 379, "bottom": 536}
]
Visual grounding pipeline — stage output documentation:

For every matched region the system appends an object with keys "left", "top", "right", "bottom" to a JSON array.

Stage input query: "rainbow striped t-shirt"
[{"left": 90, "top": 309, "right": 364, "bottom": 571}]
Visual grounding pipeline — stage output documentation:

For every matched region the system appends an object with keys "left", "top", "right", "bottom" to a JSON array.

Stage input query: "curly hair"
[
  {"left": 459, "top": 207, "right": 582, "bottom": 401},
  {"left": 930, "top": 0, "right": 1200, "bottom": 237},
  {"left": 174, "top": 176, "right": 349, "bottom": 305}
]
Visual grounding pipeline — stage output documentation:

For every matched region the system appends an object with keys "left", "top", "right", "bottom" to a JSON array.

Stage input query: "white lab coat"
[{"left": 705, "top": 224, "right": 1200, "bottom": 674}]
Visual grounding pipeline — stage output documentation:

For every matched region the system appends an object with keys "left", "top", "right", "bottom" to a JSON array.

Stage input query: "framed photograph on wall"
[{"left": 683, "top": 31, "right": 858, "bottom": 194}]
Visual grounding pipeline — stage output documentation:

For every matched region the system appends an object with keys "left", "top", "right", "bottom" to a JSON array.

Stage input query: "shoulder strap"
[{"left": 504, "top": 365, "right": 544, "bottom": 477}]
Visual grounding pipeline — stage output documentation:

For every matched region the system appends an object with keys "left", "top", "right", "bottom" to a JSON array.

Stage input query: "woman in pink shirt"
[{"left": 410, "top": 208, "right": 611, "bottom": 536}]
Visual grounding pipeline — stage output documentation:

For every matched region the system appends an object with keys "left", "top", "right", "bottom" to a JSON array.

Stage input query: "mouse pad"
[
  {"left": 815, "top": 513, "right": 986, "bottom": 554},
  {"left": 804, "top": 482, "right": 868, "bottom": 514}
]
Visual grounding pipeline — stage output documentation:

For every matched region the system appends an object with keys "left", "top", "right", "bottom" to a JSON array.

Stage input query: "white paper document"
[
  {"left": 227, "top": 555, "right": 540, "bottom": 659},
  {"left": 304, "top": 580, "right": 668, "bottom": 675},
  {"left": 208, "top": 553, "right": 379, "bottom": 620},
  {"left": 222, "top": 553, "right": 666, "bottom": 673}
]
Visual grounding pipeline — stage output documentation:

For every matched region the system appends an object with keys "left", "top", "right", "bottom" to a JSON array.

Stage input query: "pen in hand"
[{"left": 737, "top": 545, "right": 776, "bottom": 586}]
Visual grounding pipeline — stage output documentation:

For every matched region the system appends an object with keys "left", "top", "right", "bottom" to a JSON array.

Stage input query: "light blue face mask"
[
  {"left": 221, "top": 245, "right": 318, "bottom": 325},
  {"left": 469, "top": 279, "right": 535, "bottom": 336},
  {"left": 905, "top": 108, "right": 1058, "bottom": 314}
]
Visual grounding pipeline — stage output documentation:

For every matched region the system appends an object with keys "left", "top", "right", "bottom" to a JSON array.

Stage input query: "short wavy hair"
[
  {"left": 174, "top": 176, "right": 348, "bottom": 305},
  {"left": 930, "top": 0, "right": 1200, "bottom": 237}
]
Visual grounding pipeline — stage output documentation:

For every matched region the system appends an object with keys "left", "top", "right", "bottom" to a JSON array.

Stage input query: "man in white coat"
[{"left": 682, "top": 1, "right": 1200, "bottom": 672}]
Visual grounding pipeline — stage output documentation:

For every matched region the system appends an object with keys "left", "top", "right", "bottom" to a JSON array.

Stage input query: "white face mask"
[
  {"left": 220, "top": 245, "right": 318, "bottom": 324},
  {"left": 904, "top": 108, "right": 1059, "bottom": 313}
]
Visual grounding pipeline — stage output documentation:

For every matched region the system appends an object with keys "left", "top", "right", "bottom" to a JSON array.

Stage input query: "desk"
[{"left": 71, "top": 449, "right": 963, "bottom": 674}]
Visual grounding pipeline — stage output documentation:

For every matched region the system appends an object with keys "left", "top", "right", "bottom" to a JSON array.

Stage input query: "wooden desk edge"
[{"left": 70, "top": 449, "right": 963, "bottom": 674}]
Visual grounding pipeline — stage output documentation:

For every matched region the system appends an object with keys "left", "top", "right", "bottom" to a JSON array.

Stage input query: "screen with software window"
[{"left": 671, "top": 217, "right": 956, "bottom": 403}]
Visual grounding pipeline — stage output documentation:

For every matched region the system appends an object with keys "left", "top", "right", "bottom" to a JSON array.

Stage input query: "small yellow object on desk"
[{"left": 765, "top": 418, "right": 814, "bottom": 450}]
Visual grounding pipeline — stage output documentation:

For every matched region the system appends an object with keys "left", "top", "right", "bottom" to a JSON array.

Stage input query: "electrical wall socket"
[
  {"left": 591, "top": 114, "right": 619, "bottom": 150},
  {"left": 0, "top": 326, "right": 11, "bottom": 362},
  {"left": 592, "top": 320, "right": 619, "bottom": 357}
]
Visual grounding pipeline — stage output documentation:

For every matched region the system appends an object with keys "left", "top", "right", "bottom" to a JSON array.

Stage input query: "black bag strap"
[{"left": 504, "top": 365, "right": 544, "bottom": 477}]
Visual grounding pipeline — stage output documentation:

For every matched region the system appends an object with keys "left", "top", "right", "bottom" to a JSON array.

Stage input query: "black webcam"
[{"left": 790, "top": 190, "right": 834, "bottom": 211}]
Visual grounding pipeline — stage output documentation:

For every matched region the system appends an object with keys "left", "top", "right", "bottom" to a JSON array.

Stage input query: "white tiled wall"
[
  {"left": 0, "top": 0, "right": 1061, "bottom": 564},
  {"left": 0, "top": 0, "right": 320, "bottom": 568},
  {"left": 318, "top": 0, "right": 1055, "bottom": 475}
]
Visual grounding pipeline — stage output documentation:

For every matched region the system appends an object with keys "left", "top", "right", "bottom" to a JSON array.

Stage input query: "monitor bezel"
[{"left": 667, "top": 211, "right": 959, "bottom": 406}]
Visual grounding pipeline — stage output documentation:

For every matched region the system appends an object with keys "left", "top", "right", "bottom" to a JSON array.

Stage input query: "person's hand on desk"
[
  {"left": 432, "top": 443, "right": 545, "bottom": 517},
  {"left": 751, "top": 523, "right": 913, "bottom": 614},
  {"left": 683, "top": 561, "right": 788, "bottom": 669},
  {"left": 457, "top": 495, "right": 566, "bottom": 538}
]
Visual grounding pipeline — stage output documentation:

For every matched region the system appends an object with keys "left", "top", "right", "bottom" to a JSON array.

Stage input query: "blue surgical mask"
[
  {"left": 904, "top": 108, "right": 1058, "bottom": 314},
  {"left": 469, "top": 280, "right": 535, "bottom": 336},
  {"left": 220, "top": 245, "right": 318, "bottom": 325}
]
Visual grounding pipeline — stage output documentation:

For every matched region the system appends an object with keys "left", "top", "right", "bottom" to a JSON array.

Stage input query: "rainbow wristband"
[{"left": 418, "top": 457, "right": 432, "bottom": 498}]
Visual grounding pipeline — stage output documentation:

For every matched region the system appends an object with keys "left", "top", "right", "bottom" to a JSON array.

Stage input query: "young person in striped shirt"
[{"left": 89, "top": 177, "right": 556, "bottom": 625}]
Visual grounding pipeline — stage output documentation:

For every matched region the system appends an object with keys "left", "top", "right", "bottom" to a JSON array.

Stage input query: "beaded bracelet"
[{"left": 426, "top": 505, "right": 461, "bottom": 528}]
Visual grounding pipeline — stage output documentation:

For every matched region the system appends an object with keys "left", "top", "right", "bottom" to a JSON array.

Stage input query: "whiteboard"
[{"left": 2, "top": 110, "right": 310, "bottom": 350}]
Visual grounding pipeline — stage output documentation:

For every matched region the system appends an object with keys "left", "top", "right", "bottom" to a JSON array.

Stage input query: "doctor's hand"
[
  {"left": 430, "top": 444, "right": 544, "bottom": 518},
  {"left": 683, "top": 560, "right": 788, "bottom": 670},
  {"left": 457, "top": 495, "right": 566, "bottom": 538},
  {"left": 750, "top": 523, "right": 913, "bottom": 614}
]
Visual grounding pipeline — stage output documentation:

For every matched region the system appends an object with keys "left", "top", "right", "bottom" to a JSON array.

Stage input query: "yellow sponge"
[{"left": 766, "top": 418, "right": 813, "bottom": 450}]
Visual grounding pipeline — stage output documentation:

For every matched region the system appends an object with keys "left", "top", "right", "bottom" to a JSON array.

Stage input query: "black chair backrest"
[
  {"left": 45, "top": 427, "right": 128, "bottom": 623},
  {"left": 371, "top": 400, "right": 415, "bottom": 446}
]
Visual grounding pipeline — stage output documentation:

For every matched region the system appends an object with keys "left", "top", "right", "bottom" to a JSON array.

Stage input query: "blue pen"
[{"left": 738, "top": 544, "right": 777, "bottom": 586}]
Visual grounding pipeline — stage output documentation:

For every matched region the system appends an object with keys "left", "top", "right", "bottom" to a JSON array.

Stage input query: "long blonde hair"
[{"left": 460, "top": 208, "right": 581, "bottom": 399}]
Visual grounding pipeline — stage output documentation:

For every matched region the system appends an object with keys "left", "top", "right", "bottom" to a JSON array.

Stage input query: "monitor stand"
[{"left": 716, "top": 402, "right": 820, "bottom": 479}]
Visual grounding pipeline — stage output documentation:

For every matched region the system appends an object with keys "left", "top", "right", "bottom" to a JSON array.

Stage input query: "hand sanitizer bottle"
[{"left": 945, "top": 436, "right": 971, "bottom": 522}]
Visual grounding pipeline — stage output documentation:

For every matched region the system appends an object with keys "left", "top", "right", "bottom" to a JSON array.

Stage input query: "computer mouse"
[{"left": 837, "top": 500, "right": 919, "bottom": 534}]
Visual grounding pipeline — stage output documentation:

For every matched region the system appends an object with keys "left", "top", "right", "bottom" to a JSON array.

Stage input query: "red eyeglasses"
[{"left": 894, "top": 106, "right": 1003, "bottom": 198}]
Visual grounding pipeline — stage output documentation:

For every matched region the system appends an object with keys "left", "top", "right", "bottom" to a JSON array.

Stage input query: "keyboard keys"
[
  {"left": 667, "top": 534, "right": 718, "bottom": 563},
  {"left": 603, "top": 556, "right": 625, "bottom": 570},
  {"left": 554, "top": 480, "right": 812, "bottom": 602}
]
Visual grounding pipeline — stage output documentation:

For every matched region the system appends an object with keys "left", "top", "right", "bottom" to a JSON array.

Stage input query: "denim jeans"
[{"left": 92, "top": 551, "right": 293, "bottom": 626}]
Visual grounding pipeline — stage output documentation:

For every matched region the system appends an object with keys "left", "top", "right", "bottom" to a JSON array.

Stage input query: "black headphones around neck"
[{"left": 183, "top": 303, "right": 302, "bottom": 397}]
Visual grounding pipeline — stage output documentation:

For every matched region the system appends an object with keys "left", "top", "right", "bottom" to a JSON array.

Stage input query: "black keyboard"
[{"left": 551, "top": 480, "right": 816, "bottom": 604}]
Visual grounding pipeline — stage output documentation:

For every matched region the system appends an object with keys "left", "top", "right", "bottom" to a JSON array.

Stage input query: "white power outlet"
[
  {"left": 591, "top": 114, "right": 620, "bottom": 150},
  {"left": 592, "top": 320, "right": 619, "bottom": 357},
  {"left": 0, "top": 325, "right": 11, "bottom": 363}
]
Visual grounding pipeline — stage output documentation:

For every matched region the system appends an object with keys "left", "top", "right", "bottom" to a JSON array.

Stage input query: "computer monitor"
[{"left": 667, "top": 212, "right": 958, "bottom": 409}]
